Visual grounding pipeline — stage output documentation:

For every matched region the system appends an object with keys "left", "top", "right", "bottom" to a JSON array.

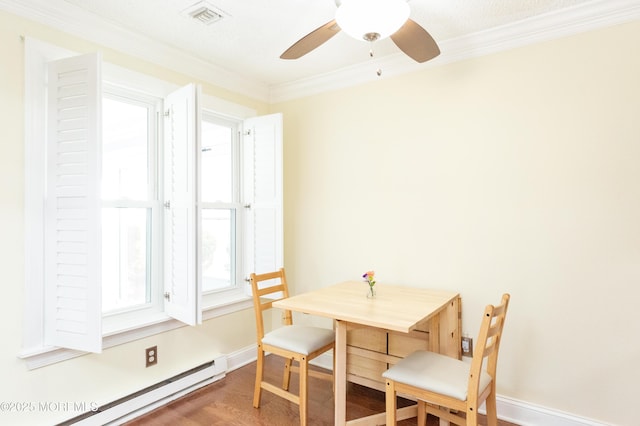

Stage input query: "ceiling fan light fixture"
[{"left": 336, "top": 0, "right": 410, "bottom": 42}]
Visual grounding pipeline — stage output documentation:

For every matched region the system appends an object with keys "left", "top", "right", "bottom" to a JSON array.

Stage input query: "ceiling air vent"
[{"left": 182, "top": 1, "right": 228, "bottom": 25}]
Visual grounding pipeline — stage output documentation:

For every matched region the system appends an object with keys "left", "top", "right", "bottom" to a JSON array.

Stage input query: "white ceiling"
[{"left": 2, "top": 0, "right": 639, "bottom": 101}]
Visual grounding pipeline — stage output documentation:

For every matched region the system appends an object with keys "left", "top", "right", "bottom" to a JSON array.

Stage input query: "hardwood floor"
[{"left": 125, "top": 355, "right": 518, "bottom": 426}]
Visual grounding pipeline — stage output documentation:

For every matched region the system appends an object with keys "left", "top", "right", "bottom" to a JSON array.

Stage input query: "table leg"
[{"left": 335, "top": 320, "right": 347, "bottom": 426}]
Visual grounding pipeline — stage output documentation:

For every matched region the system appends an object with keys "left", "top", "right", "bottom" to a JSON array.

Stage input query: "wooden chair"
[
  {"left": 250, "top": 268, "right": 334, "bottom": 426},
  {"left": 383, "top": 294, "right": 510, "bottom": 426}
]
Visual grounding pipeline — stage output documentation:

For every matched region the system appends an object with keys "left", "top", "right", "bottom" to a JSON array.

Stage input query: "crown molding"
[
  {"left": 0, "top": 0, "right": 271, "bottom": 102},
  {"left": 269, "top": 0, "right": 640, "bottom": 103},
  {"left": 1, "top": 0, "right": 638, "bottom": 104}
]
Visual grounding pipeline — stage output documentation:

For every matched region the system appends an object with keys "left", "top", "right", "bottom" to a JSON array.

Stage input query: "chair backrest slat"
[
  {"left": 257, "top": 283, "right": 287, "bottom": 299},
  {"left": 491, "top": 303, "right": 507, "bottom": 316},
  {"left": 482, "top": 338, "right": 497, "bottom": 358}
]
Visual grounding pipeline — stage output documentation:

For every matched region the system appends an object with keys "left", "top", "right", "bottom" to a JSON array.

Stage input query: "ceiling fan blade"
[
  {"left": 280, "top": 19, "right": 341, "bottom": 60},
  {"left": 390, "top": 18, "right": 440, "bottom": 63}
]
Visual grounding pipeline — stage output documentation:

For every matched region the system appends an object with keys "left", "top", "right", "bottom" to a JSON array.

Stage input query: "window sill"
[{"left": 18, "top": 295, "right": 253, "bottom": 370}]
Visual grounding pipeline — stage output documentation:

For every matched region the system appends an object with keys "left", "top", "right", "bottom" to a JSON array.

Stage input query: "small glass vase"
[{"left": 367, "top": 286, "right": 376, "bottom": 299}]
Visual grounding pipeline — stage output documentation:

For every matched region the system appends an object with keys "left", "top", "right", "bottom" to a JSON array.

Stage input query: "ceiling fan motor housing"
[{"left": 336, "top": 0, "right": 410, "bottom": 41}]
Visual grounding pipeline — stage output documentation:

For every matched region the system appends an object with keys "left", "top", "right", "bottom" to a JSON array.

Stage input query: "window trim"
[{"left": 21, "top": 37, "right": 258, "bottom": 369}]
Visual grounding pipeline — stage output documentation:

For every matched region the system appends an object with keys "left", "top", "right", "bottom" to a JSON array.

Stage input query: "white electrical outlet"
[
  {"left": 146, "top": 346, "right": 158, "bottom": 367},
  {"left": 461, "top": 336, "right": 473, "bottom": 357}
]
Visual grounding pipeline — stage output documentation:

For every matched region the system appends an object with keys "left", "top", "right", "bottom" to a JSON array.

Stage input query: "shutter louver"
[{"left": 45, "top": 53, "right": 102, "bottom": 353}]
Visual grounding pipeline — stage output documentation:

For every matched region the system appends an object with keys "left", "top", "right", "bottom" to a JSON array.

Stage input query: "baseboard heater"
[{"left": 58, "top": 356, "right": 227, "bottom": 426}]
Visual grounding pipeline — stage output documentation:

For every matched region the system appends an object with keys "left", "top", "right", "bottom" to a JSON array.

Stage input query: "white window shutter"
[
  {"left": 243, "top": 113, "right": 284, "bottom": 284},
  {"left": 44, "top": 52, "right": 102, "bottom": 353},
  {"left": 163, "top": 84, "right": 202, "bottom": 326}
]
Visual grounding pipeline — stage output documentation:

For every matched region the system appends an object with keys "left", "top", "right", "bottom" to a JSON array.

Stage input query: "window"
[
  {"left": 22, "top": 39, "right": 282, "bottom": 366},
  {"left": 200, "top": 114, "right": 239, "bottom": 295},
  {"left": 101, "top": 89, "right": 161, "bottom": 315}
]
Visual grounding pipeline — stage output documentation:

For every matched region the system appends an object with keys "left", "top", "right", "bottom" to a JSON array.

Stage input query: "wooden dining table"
[{"left": 273, "top": 280, "right": 461, "bottom": 426}]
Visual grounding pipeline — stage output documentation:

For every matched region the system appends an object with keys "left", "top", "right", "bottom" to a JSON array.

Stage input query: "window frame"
[
  {"left": 20, "top": 38, "right": 261, "bottom": 369},
  {"left": 199, "top": 111, "right": 244, "bottom": 305},
  {"left": 100, "top": 84, "right": 165, "bottom": 331}
]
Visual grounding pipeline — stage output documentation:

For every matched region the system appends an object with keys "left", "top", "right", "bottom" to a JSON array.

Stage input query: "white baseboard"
[
  {"left": 69, "top": 356, "right": 227, "bottom": 426},
  {"left": 226, "top": 346, "right": 610, "bottom": 426},
  {"left": 491, "top": 395, "right": 611, "bottom": 426},
  {"left": 225, "top": 344, "right": 258, "bottom": 372}
]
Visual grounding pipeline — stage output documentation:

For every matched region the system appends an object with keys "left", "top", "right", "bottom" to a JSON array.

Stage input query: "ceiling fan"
[{"left": 280, "top": 0, "right": 440, "bottom": 63}]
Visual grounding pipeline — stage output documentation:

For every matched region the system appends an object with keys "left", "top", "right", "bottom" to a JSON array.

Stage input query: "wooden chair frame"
[
  {"left": 250, "top": 268, "right": 334, "bottom": 426},
  {"left": 386, "top": 294, "right": 510, "bottom": 426}
]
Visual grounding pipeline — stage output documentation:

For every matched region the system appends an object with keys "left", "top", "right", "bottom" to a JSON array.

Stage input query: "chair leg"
[
  {"left": 332, "top": 348, "right": 336, "bottom": 394},
  {"left": 485, "top": 391, "right": 498, "bottom": 426},
  {"left": 253, "top": 347, "right": 265, "bottom": 408},
  {"left": 299, "top": 356, "right": 308, "bottom": 426},
  {"left": 385, "top": 380, "right": 397, "bottom": 426},
  {"left": 440, "top": 406, "right": 454, "bottom": 426},
  {"left": 466, "top": 407, "right": 478, "bottom": 426},
  {"left": 282, "top": 357, "right": 293, "bottom": 391},
  {"left": 417, "top": 400, "right": 427, "bottom": 426}
]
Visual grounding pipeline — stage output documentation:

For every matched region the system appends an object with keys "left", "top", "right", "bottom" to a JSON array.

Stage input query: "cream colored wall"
[
  {"left": 273, "top": 21, "right": 640, "bottom": 425},
  {"left": 3, "top": 5, "right": 639, "bottom": 424},
  {"left": 0, "top": 10, "right": 267, "bottom": 425}
]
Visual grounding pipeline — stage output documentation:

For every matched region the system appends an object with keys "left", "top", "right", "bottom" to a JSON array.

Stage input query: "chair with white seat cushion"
[
  {"left": 383, "top": 294, "right": 510, "bottom": 426},
  {"left": 250, "top": 268, "right": 334, "bottom": 426}
]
